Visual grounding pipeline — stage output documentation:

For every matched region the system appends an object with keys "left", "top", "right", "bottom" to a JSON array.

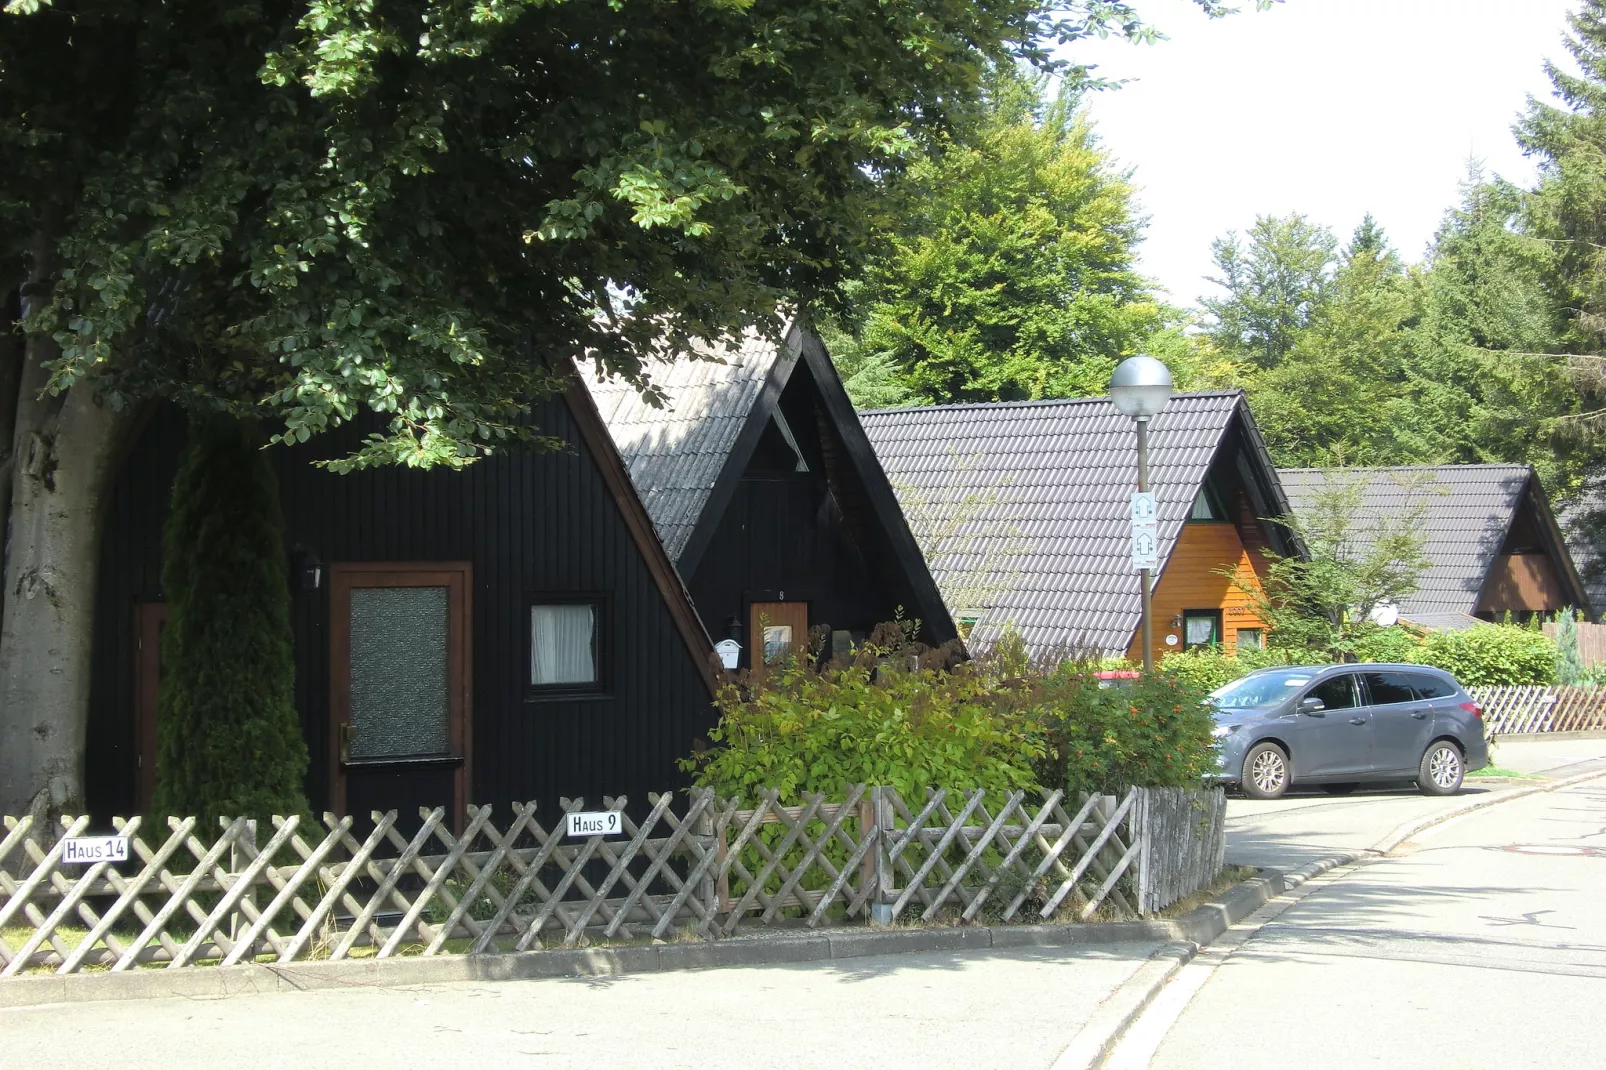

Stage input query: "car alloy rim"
[
  {"left": 1430, "top": 746, "right": 1461, "bottom": 787},
  {"left": 1252, "top": 751, "right": 1285, "bottom": 793}
]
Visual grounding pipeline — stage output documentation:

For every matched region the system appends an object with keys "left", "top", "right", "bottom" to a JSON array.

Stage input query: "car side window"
[
  {"left": 1307, "top": 674, "right": 1358, "bottom": 711},
  {"left": 1363, "top": 672, "right": 1417, "bottom": 705},
  {"left": 1405, "top": 673, "right": 1456, "bottom": 700}
]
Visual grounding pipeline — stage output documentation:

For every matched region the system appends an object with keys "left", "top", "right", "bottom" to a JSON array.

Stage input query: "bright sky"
[{"left": 1068, "top": 0, "right": 1579, "bottom": 307}]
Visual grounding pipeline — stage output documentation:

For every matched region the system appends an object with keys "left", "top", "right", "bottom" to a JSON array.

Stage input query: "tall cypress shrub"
[{"left": 153, "top": 415, "right": 309, "bottom": 825}]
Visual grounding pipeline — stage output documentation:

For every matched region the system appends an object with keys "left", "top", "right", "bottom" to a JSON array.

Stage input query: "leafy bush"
[
  {"left": 1040, "top": 670, "right": 1219, "bottom": 796},
  {"left": 685, "top": 623, "right": 1222, "bottom": 803},
  {"left": 1155, "top": 646, "right": 1301, "bottom": 694},
  {"left": 1349, "top": 623, "right": 1423, "bottom": 663},
  {"left": 684, "top": 623, "right": 1044, "bottom": 803},
  {"left": 1415, "top": 624, "right": 1558, "bottom": 686}
]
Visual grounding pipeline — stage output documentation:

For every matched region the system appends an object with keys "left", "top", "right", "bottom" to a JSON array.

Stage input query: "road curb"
[
  {"left": 0, "top": 904, "right": 1252, "bottom": 1011},
  {"left": 1054, "top": 764, "right": 1606, "bottom": 1070}
]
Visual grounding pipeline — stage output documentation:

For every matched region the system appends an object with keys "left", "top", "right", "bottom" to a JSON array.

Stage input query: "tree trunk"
[{"left": 0, "top": 321, "right": 138, "bottom": 823}]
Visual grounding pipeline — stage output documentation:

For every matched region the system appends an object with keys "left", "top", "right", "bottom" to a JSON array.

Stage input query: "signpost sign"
[
  {"left": 62, "top": 836, "right": 130, "bottom": 865},
  {"left": 565, "top": 810, "right": 623, "bottom": 838},
  {"left": 1130, "top": 492, "right": 1159, "bottom": 570}
]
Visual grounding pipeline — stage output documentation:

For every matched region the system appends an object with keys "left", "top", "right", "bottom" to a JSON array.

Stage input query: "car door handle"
[
  {"left": 1349, "top": 717, "right": 1367, "bottom": 726},
  {"left": 1411, "top": 711, "right": 1427, "bottom": 720}
]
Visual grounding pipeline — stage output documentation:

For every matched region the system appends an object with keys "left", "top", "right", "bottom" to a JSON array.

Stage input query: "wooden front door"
[
  {"left": 749, "top": 601, "right": 809, "bottom": 666},
  {"left": 132, "top": 602, "right": 170, "bottom": 814},
  {"left": 330, "top": 563, "right": 472, "bottom": 828}
]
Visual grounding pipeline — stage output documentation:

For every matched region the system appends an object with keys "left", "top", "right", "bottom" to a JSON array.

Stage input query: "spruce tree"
[{"left": 153, "top": 416, "right": 309, "bottom": 826}]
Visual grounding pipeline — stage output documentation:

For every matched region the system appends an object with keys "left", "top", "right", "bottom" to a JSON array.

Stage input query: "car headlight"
[{"left": 1211, "top": 725, "right": 1240, "bottom": 739}]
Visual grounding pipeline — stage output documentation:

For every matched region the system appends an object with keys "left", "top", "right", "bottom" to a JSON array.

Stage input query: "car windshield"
[{"left": 1209, "top": 670, "right": 1315, "bottom": 710}]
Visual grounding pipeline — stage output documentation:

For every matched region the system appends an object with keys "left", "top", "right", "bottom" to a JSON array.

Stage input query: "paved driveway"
[{"left": 1223, "top": 734, "right": 1606, "bottom": 870}]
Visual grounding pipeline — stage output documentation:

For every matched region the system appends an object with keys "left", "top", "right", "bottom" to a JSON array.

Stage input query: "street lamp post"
[{"left": 1109, "top": 355, "right": 1173, "bottom": 673}]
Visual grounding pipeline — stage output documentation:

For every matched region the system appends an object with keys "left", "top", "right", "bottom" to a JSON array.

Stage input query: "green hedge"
[
  {"left": 1415, "top": 625, "right": 1558, "bottom": 686},
  {"left": 685, "top": 624, "right": 1218, "bottom": 802},
  {"left": 1150, "top": 622, "right": 1559, "bottom": 692}
]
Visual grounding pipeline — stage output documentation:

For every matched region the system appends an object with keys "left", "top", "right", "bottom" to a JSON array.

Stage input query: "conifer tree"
[{"left": 153, "top": 416, "right": 308, "bottom": 825}]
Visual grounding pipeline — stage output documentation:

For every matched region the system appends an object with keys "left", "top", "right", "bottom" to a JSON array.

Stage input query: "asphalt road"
[
  {"left": 0, "top": 940, "right": 1168, "bottom": 1069},
  {"left": 1136, "top": 776, "right": 1606, "bottom": 1070}
]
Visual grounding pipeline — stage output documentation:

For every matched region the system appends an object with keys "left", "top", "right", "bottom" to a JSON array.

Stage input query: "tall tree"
[
  {"left": 1202, "top": 213, "right": 1338, "bottom": 369},
  {"left": 1516, "top": 0, "right": 1606, "bottom": 454},
  {"left": 155, "top": 417, "right": 308, "bottom": 825},
  {"left": 1, "top": 0, "right": 1223, "bottom": 821},
  {"left": 837, "top": 71, "right": 1161, "bottom": 405},
  {"left": 1246, "top": 218, "right": 1420, "bottom": 465}
]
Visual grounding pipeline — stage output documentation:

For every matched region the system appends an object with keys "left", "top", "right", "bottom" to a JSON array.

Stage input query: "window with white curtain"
[{"left": 529, "top": 603, "right": 599, "bottom": 688}]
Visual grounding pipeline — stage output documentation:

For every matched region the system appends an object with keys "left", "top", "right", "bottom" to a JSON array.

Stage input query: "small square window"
[
  {"left": 762, "top": 625, "right": 794, "bottom": 664},
  {"left": 1236, "top": 628, "right": 1264, "bottom": 651},
  {"left": 530, "top": 602, "right": 600, "bottom": 689}
]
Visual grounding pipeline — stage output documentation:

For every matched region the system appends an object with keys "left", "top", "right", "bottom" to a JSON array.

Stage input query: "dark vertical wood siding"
[{"left": 88, "top": 398, "right": 714, "bottom": 822}]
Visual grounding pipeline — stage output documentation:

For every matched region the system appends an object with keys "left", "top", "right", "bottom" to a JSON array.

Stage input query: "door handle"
[
  {"left": 1411, "top": 711, "right": 1427, "bottom": 720},
  {"left": 1349, "top": 717, "right": 1367, "bottom": 726},
  {"left": 339, "top": 722, "right": 355, "bottom": 763}
]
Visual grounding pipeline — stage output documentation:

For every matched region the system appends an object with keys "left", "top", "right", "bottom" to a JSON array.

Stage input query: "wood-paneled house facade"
[
  {"left": 582, "top": 322, "right": 956, "bottom": 668},
  {"left": 1280, "top": 464, "right": 1594, "bottom": 627},
  {"left": 861, "top": 391, "right": 1301, "bottom": 660},
  {"left": 90, "top": 387, "right": 720, "bottom": 825}
]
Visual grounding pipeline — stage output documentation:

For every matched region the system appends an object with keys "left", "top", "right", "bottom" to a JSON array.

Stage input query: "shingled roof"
[
  {"left": 579, "top": 331, "right": 785, "bottom": 562},
  {"left": 860, "top": 391, "right": 1286, "bottom": 656},
  {"left": 1278, "top": 464, "right": 1589, "bottom": 616}
]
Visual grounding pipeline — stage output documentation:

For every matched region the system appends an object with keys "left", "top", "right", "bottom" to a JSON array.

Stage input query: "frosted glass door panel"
[{"left": 349, "top": 585, "right": 450, "bottom": 760}]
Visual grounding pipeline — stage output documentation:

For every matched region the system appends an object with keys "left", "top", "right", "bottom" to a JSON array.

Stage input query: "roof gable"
[
  {"left": 860, "top": 391, "right": 1262, "bottom": 655},
  {"left": 580, "top": 322, "right": 957, "bottom": 645},
  {"left": 580, "top": 330, "right": 791, "bottom": 562},
  {"left": 1276, "top": 463, "right": 1590, "bottom": 616}
]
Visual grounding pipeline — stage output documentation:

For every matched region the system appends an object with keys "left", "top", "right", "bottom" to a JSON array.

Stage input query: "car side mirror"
[{"left": 1298, "top": 696, "right": 1326, "bottom": 714}]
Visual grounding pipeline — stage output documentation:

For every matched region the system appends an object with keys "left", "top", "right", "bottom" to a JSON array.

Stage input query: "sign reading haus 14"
[
  {"left": 565, "top": 810, "right": 623, "bottom": 837},
  {"left": 62, "top": 836, "right": 130, "bottom": 864}
]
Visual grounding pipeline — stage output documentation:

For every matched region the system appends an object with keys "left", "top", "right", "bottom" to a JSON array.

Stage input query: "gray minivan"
[{"left": 1209, "top": 664, "right": 1489, "bottom": 799}]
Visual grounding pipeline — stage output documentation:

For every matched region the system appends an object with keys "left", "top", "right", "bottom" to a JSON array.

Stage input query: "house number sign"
[
  {"left": 62, "top": 836, "right": 130, "bottom": 864},
  {"left": 565, "top": 810, "right": 623, "bottom": 837}
]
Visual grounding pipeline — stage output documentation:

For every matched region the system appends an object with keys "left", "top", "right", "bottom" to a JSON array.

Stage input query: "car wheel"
[
  {"left": 1322, "top": 783, "right": 1358, "bottom": 795},
  {"left": 1242, "top": 742, "right": 1290, "bottom": 800},
  {"left": 1418, "top": 741, "right": 1464, "bottom": 796}
]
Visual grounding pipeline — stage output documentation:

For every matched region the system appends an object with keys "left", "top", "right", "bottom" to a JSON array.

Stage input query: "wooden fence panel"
[
  {"left": 1471, "top": 685, "right": 1606, "bottom": 735},
  {"left": 0, "top": 784, "right": 1227, "bottom": 977}
]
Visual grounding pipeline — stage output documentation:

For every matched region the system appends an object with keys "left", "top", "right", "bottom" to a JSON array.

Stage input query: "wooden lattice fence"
[
  {"left": 1470, "top": 685, "right": 1606, "bottom": 735},
  {"left": 0, "top": 785, "right": 1225, "bottom": 977}
]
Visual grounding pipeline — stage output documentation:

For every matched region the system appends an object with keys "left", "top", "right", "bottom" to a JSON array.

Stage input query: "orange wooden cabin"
[{"left": 863, "top": 390, "right": 1301, "bottom": 661}]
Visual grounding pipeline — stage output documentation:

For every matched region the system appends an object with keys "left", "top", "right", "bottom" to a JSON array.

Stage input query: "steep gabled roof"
[
  {"left": 561, "top": 384, "right": 722, "bottom": 696},
  {"left": 1277, "top": 463, "right": 1591, "bottom": 617},
  {"left": 578, "top": 321, "right": 957, "bottom": 643},
  {"left": 860, "top": 391, "right": 1284, "bottom": 656},
  {"left": 581, "top": 331, "right": 789, "bottom": 562}
]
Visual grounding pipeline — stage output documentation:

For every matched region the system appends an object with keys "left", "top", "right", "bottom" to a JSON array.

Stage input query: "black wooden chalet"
[
  {"left": 91, "top": 388, "right": 722, "bottom": 829},
  {"left": 582, "top": 320, "right": 957, "bottom": 668}
]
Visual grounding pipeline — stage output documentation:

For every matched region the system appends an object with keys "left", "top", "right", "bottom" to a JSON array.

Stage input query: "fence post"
[
  {"left": 229, "top": 818, "right": 258, "bottom": 954},
  {"left": 868, "top": 786, "right": 895, "bottom": 926},
  {"left": 1133, "top": 788, "right": 1150, "bottom": 917},
  {"left": 693, "top": 791, "right": 718, "bottom": 932}
]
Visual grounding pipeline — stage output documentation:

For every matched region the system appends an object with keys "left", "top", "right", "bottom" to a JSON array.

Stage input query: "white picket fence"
[
  {"left": 0, "top": 785, "right": 1225, "bottom": 977},
  {"left": 1470, "top": 685, "right": 1606, "bottom": 735}
]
